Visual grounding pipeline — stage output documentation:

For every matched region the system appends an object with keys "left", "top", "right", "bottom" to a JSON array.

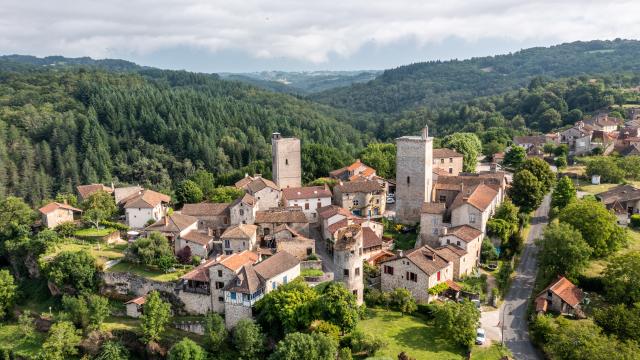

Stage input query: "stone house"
[
  {"left": 224, "top": 251, "right": 301, "bottom": 328},
  {"left": 333, "top": 180, "right": 386, "bottom": 217},
  {"left": 229, "top": 193, "right": 257, "bottom": 225},
  {"left": 584, "top": 114, "right": 620, "bottom": 133},
  {"left": 361, "top": 226, "right": 384, "bottom": 259},
  {"left": 513, "top": 135, "right": 547, "bottom": 153},
  {"left": 535, "top": 276, "right": 585, "bottom": 318},
  {"left": 272, "top": 224, "right": 315, "bottom": 260},
  {"left": 38, "top": 202, "right": 82, "bottom": 229},
  {"left": 332, "top": 225, "right": 364, "bottom": 304},
  {"left": 178, "top": 250, "right": 259, "bottom": 314},
  {"left": 596, "top": 184, "right": 640, "bottom": 215},
  {"left": 255, "top": 207, "right": 309, "bottom": 238},
  {"left": 317, "top": 205, "right": 355, "bottom": 241},
  {"left": 380, "top": 245, "right": 454, "bottom": 303},
  {"left": 235, "top": 175, "right": 281, "bottom": 211},
  {"left": 76, "top": 183, "right": 114, "bottom": 203},
  {"left": 281, "top": 185, "right": 332, "bottom": 222},
  {"left": 125, "top": 295, "right": 146, "bottom": 318},
  {"left": 181, "top": 202, "right": 230, "bottom": 237},
  {"left": 220, "top": 224, "right": 258, "bottom": 255},
  {"left": 450, "top": 184, "right": 500, "bottom": 233},
  {"left": 329, "top": 159, "right": 377, "bottom": 181},
  {"left": 272, "top": 133, "right": 302, "bottom": 189},
  {"left": 122, "top": 189, "right": 171, "bottom": 229},
  {"left": 437, "top": 225, "right": 483, "bottom": 278},
  {"left": 145, "top": 213, "right": 215, "bottom": 258},
  {"left": 432, "top": 148, "right": 464, "bottom": 176}
]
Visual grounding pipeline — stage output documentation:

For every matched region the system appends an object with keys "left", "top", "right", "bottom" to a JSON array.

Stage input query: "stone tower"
[
  {"left": 271, "top": 133, "right": 301, "bottom": 189},
  {"left": 333, "top": 225, "right": 364, "bottom": 305},
  {"left": 395, "top": 126, "right": 433, "bottom": 224}
]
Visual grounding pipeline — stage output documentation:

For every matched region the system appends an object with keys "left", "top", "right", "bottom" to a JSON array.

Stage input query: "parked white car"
[
  {"left": 386, "top": 197, "right": 395, "bottom": 204},
  {"left": 476, "top": 328, "right": 486, "bottom": 345}
]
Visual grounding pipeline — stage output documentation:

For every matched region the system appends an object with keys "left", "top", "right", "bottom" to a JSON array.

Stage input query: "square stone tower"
[
  {"left": 395, "top": 126, "right": 433, "bottom": 224},
  {"left": 271, "top": 133, "right": 301, "bottom": 188}
]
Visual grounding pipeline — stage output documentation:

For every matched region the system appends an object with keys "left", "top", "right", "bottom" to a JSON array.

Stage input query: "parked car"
[
  {"left": 386, "top": 197, "right": 395, "bottom": 204},
  {"left": 476, "top": 328, "right": 486, "bottom": 345}
]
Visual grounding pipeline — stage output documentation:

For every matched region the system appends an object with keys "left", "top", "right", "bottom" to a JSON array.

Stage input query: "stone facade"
[
  {"left": 229, "top": 197, "right": 256, "bottom": 225},
  {"left": 276, "top": 236, "right": 315, "bottom": 260},
  {"left": 333, "top": 184, "right": 386, "bottom": 218},
  {"left": 224, "top": 302, "right": 253, "bottom": 329},
  {"left": 252, "top": 186, "right": 281, "bottom": 211},
  {"left": 208, "top": 263, "right": 242, "bottom": 314},
  {"left": 272, "top": 133, "right": 301, "bottom": 189},
  {"left": 380, "top": 253, "right": 453, "bottom": 303},
  {"left": 395, "top": 126, "right": 433, "bottom": 224},
  {"left": 333, "top": 228, "right": 364, "bottom": 305},
  {"left": 432, "top": 149, "right": 464, "bottom": 176}
]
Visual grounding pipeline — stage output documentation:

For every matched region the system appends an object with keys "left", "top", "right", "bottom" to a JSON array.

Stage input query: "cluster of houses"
[
  {"left": 513, "top": 112, "right": 640, "bottom": 157},
  {"left": 44, "top": 127, "right": 517, "bottom": 329}
]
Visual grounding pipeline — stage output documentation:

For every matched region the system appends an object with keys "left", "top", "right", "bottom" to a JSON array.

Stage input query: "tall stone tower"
[
  {"left": 271, "top": 133, "right": 301, "bottom": 188},
  {"left": 395, "top": 126, "right": 433, "bottom": 224},
  {"left": 333, "top": 225, "right": 364, "bottom": 305}
]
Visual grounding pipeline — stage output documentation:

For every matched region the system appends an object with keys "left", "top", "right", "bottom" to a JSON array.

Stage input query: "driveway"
[{"left": 501, "top": 195, "right": 550, "bottom": 360}]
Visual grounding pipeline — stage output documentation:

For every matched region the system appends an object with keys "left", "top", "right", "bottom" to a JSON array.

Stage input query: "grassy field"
[
  {"left": 107, "top": 261, "right": 191, "bottom": 282},
  {"left": 75, "top": 227, "right": 117, "bottom": 237},
  {"left": 583, "top": 228, "right": 640, "bottom": 277},
  {"left": 471, "top": 344, "right": 512, "bottom": 360},
  {"left": 576, "top": 180, "right": 640, "bottom": 195},
  {"left": 0, "top": 324, "right": 47, "bottom": 358},
  {"left": 103, "top": 316, "right": 204, "bottom": 344},
  {"left": 44, "top": 241, "right": 127, "bottom": 267}
]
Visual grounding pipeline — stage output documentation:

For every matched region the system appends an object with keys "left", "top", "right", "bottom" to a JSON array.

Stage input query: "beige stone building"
[
  {"left": 380, "top": 245, "right": 454, "bottom": 303},
  {"left": 333, "top": 180, "right": 386, "bottom": 218},
  {"left": 333, "top": 225, "right": 364, "bottom": 304},
  {"left": 437, "top": 225, "right": 483, "bottom": 278},
  {"left": 432, "top": 148, "right": 464, "bottom": 176},
  {"left": 235, "top": 175, "right": 281, "bottom": 211},
  {"left": 220, "top": 224, "right": 258, "bottom": 255},
  {"left": 122, "top": 189, "right": 171, "bottom": 229},
  {"left": 535, "top": 276, "right": 585, "bottom": 318},
  {"left": 125, "top": 295, "right": 146, "bottom": 318},
  {"left": 272, "top": 133, "right": 301, "bottom": 189},
  {"left": 329, "top": 159, "right": 377, "bottom": 181},
  {"left": 223, "top": 251, "right": 301, "bottom": 328},
  {"left": 38, "top": 202, "right": 82, "bottom": 229},
  {"left": 181, "top": 202, "right": 231, "bottom": 237},
  {"left": 229, "top": 193, "right": 257, "bottom": 225},
  {"left": 282, "top": 185, "right": 332, "bottom": 222},
  {"left": 272, "top": 224, "right": 315, "bottom": 260},
  {"left": 395, "top": 126, "right": 433, "bottom": 224},
  {"left": 255, "top": 207, "right": 309, "bottom": 238},
  {"left": 145, "top": 213, "right": 215, "bottom": 258},
  {"left": 450, "top": 184, "right": 500, "bottom": 233}
]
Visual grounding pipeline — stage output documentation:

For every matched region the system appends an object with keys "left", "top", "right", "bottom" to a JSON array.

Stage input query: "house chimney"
[
  {"left": 441, "top": 227, "right": 448, "bottom": 236},
  {"left": 398, "top": 250, "right": 404, "bottom": 258},
  {"left": 164, "top": 215, "right": 169, "bottom": 227},
  {"left": 422, "top": 125, "right": 429, "bottom": 140}
]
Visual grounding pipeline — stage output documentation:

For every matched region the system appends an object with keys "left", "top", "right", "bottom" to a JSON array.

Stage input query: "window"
[
  {"left": 283, "top": 275, "right": 288, "bottom": 284},
  {"left": 376, "top": 198, "right": 380, "bottom": 204},
  {"left": 446, "top": 239, "right": 451, "bottom": 244},
  {"left": 239, "top": 209, "right": 244, "bottom": 216},
  {"left": 317, "top": 201, "right": 322, "bottom": 209},
  {"left": 218, "top": 270, "right": 223, "bottom": 277},
  {"left": 230, "top": 292, "right": 237, "bottom": 301},
  {"left": 215, "top": 281, "right": 224, "bottom": 289},
  {"left": 285, "top": 158, "right": 289, "bottom": 165},
  {"left": 343, "top": 269, "right": 349, "bottom": 278},
  {"left": 272, "top": 282, "right": 276, "bottom": 290},
  {"left": 383, "top": 265, "right": 394, "bottom": 275},
  {"left": 224, "top": 217, "right": 229, "bottom": 224},
  {"left": 437, "top": 271, "right": 441, "bottom": 281},
  {"left": 457, "top": 240, "right": 461, "bottom": 246},
  {"left": 307, "top": 248, "right": 313, "bottom": 255},
  {"left": 448, "top": 168, "right": 453, "bottom": 174},
  {"left": 353, "top": 199, "right": 359, "bottom": 206},
  {"left": 407, "top": 271, "right": 418, "bottom": 282},
  {"left": 218, "top": 296, "right": 224, "bottom": 302},
  {"left": 439, "top": 195, "right": 446, "bottom": 202},
  {"left": 449, "top": 157, "right": 453, "bottom": 163},
  {"left": 407, "top": 176, "right": 410, "bottom": 185},
  {"left": 440, "top": 158, "right": 444, "bottom": 164},
  {"left": 353, "top": 289, "right": 358, "bottom": 297},
  {"left": 469, "top": 214, "right": 476, "bottom": 223},
  {"left": 224, "top": 240, "right": 230, "bottom": 248},
  {"left": 305, "top": 203, "right": 309, "bottom": 210},
  {"left": 355, "top": 267, "right": 360, "bottom": 276}
]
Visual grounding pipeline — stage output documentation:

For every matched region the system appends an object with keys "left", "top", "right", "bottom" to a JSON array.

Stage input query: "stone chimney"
[
  {"left": 398, "top": 250, "right": 404, "bottom": 258},
  {"left": 422, "top": 125, "right": 429, "bottom": 140},
  {"left": 441, "top": 227, "right": 448, "bottom": 236}
]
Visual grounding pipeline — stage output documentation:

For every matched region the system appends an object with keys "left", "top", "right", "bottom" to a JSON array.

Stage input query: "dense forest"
[
  {"left": 312, "top": 39, "right": 640, "bottom": 114},
  {"left": 0, "top": 64, "right": 371, "bottom": 205}
]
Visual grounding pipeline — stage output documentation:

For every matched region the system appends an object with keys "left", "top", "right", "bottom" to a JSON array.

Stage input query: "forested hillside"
[
  {"left": 0, "top": 64, "right": 371, "bottom": 205},
  {"left": 312, "top": 39, "right": 640, "bottom": 114}
]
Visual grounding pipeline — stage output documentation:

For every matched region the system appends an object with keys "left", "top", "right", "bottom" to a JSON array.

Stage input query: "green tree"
[
  {"left": 233, "top": 319, "right": 265, "bottom": 360},
  {"left": 554, "top": 155, "right": 567, "bottom": 169},
  {"left": 18, "top": 310, "right": 35, "bottom": 340},
  {"left": 0, "top": 196, "right": 35, "bottom": 241},
  {"left": 559, "top": 199, "right": 628, "bottom": 257},
  {"left": 140, "top": 291, "right": 172, "bottom": 344},
  {"left": 209, "top": 186, "right": 245, "bottom": 203},
  {"left": 189, "top": 170, "right": 216, "bottom": 199},
  {"left": 45, "top": 251, "right": 98, "bottom": 293},
  {"left": 316, "top": 282, "right": 359, "bottom": 332},
  {"left": 553, "top": 144, "right": 569, "bottom": 157},
  {"left": 87, "top": 294, "right": 110, "bottom": 330},
  {"left": 519, "top": 157, "right": 555, "bottom": 192},
  {"left": 62, "top": 294, "right": 90, "bottom": 329},
  {"left": 359, "top": 143, "right": 396, "bottom": 179},
  {"left": 203, "top": 312, "right": 227, "bottom": 352},
  {"left": 508, "top": 169, "right": 544, "bottom": 213},
  {"left": 586, "top": 157, "right": 625, "bottom": 183},
  {"left": 96, "top": 341, "right": 130, "bottom": 360},
  {"left": 0, "top": 270, "right": 16, "bottom": 319},
  {"left": 543, "top": 143, "right": 556, "bottom": 154},
  {"left": 128, "top": 232, "right": 174, "bottom": 267},
  {"left": 269, "top": 332, "right": 338, "bottom": 360},
  {"left": 388, "top": 288, "right": 417, "bottom": 315},
  {"left": 175, "top": 180, "right": 204, "bottom": 205},
  {"left": 602, "top": 252, "right": 640, "bottom": 305},
  {"left": 432, "top": 301, "right": 480, "bottom": 349},
  {"left": 337, "top": 347, "right": 353, "bottom": 360},
  {"left": 536, "top": 223, "right": 592, "bottom": 281},
  {"left": 442, "top": 133, "right": 482, "bottom": 172},
  {"left": 168, "top": 338, "right": 206, "bottom": 360},
  {"left": 594, "top": 304, "right": 640, "bottom": 343},
  {"left": 481, "top": 238, "right": 498, "bottom": 261},
  {"left": 502, "top": 146, "right": 526, "bottom": 169},
  {"left": 81, "top": 191, "right": 117, "bottom": 229},
  {"left": 539, "top": 108, "right": 562, "bottom": 131},
  {"left": 302, "top": 144, "right": 352, "bottom": 183},
  {"left": 494, "top": 199, "right": 520, "bottom": 226},
  {"left": 345, "top": 329, "right": 387, "bottom": 356},
  {"left": 255, "top": 279, "right": 319, "bottom": 337},
  {"left": 551, "top": 176, "right": 576, "bottom": 209},
  {"left": 41, "top": 321, "right": 82, "bottom": 360}
]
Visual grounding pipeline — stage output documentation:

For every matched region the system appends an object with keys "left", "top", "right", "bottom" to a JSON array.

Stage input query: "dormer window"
[{"left": 236, "top": 279, "right": 241, "bottom": 286}]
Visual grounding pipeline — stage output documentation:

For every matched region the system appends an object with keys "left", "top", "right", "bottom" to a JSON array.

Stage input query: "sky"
[{"left": 1, "top": 0, "right": 640, "bottom": 73}]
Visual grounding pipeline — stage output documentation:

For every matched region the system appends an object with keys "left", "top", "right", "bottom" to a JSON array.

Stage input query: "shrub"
[
  {"left": 428, "top": 282, "right": 449, "bottom": 296},
  {"left": 631, "top": 214, "right": 640, "bottom": 228},
  {"left": 309, "top": 320, "right": 340, "bottom": 342},
  {"left": 54, "top": 222, "right": 77, "bottom": 238},
  {"left": 345, "top": 330, "right": 387, "bottom": 357},
  {"left": 306, "top": 254, "right": 319, "bottom": 261},
  {"left": 176, "top": 246, "right": 192, "bottom": 264},
  {"left": 416, "top": 303, "right": 437, "bottom": 319},
  {"left": 99, "top": 220, "right": 130, "bottom": 232},
  {"left": 192, "top": 256, "right": 202, "bottom": 266},
  {"left": 364, "top": 288, "right": 385, "bottom": 307}
]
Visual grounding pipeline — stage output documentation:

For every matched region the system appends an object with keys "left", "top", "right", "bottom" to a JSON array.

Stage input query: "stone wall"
[
  {"left": 177, "top": 290, "right": 212, "bottom": 315},
  {"left": 224, "top": 303, "right": 253, "bottom": 329},
  {"left": 101, "top": 272, "right": 175, "bottom": 299},
  {"left": 300, "top": 260, "right": 322, "bottom": 270},
  {"left": 277, "top": 237, "right": 315, "bottom": 260},
  {"left": 174, "top": 321, "right": 205, "bottom": 335},
  {"left": 395, "top": 132, "right": 433, "bottom": 224}
]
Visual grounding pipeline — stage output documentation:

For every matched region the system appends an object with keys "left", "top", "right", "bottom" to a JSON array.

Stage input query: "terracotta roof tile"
[
  {"left": 230, "top": 193, "right": 256, "bottom": 208},
  {"left": 220, "top": 224, "right": 257, "bottom": 239},
  {"left": 145, "top": 213, "right": 197, "bottom": 233},
  {"left": 334, "top": 180, "right": 383, "bottom": 194},
  {"left": 397, "top": 245, "right": 451, "bottom": 276},
  {"left": 254, "top": 251, "right": 300, "bottom": 280},
  {"left": 362, "top": 227, "right": 382, "bottom": 249},
  {"left": 38, "top": 202, "right": 82, "bottom": 215},
  {"left": 181, "top": 230, "right": 214, "bottom": 246},
  {"left": 433, "top": 148, "right": 463, "bottom": 158},
  {"left": 217, "top": 250, "right": 259, "bottom": 271},
  {"left": 450, "top": 184, "right": 498, "bottom": 211},
  {"left": 255, "top": 208, "right": 308, "bottom": 224},
  {"left": 445, "top": 225, "right": 483, "bottom": 242},
  {"left": 125, "top": 295, "right": 146, "bottom": 305},
  {"left": 537, "top": 276, "right": 584, "bottom": 308},
  {"left": 77, "top": 184, "right": 113, "bottom": 199},
  {"left": 282, "top": 186, "right": 332, "bottom": 201},
  {"left": 181, "top": 202, "right": 230, "bottom": 216},
  {"left": 123, "top": 190, "right": 171, "bottom": 209}
]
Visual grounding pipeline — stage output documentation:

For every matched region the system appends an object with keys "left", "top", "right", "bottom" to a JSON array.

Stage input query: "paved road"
[{"left": 501, "top": 195, "right": 550, "bottom": 360}]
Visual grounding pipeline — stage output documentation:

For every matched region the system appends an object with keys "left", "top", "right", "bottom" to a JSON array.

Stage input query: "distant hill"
[
  {"left": 0, "top": 54, "right": 143, "bottom": 72},
  {"left": 311, "top": 39, "right": 640, "bottom": 114},
  {"left": 220, "top": 70, "right": 381, "bottom": 94}
]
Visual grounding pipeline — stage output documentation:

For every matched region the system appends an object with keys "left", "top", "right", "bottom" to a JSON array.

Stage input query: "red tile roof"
[
  {"left": 217, "top": 250, "right": 259, "bottom": 271},
  {"left": 362, "top": 227, "right": 382, "bottom": 249},
  {"left": 433, "top": 148, "right": 463, "bottom": 158},
  {"left": 77, "top": 184, "right": 113, "bottom": 199},
  {"left": 181, "top": 230, "right": 214, "bottom": 246},
  {"left": 181, "top": 202, "right": 230, "bottom": 216},
  {"left": 220, "top": 224, "right": 258, "bottom": 239},
  {"left": 334, "top": 180, "right": 383, "bottom": 194},
  {"left": 125, "top": 295, "right": 146, "bottom": 305},
  {"left": 123, "top": 190, "right": 171, "bottom": 209},
  {"left": 450, "top": 184, "right": 498, "bottom": 211},
  {"left": 282, "top": 186, "right": 332, "bottom": 201},
  {"left": 38, "top": 202, "right": 82, "bottom": 215},
  {"left": 446, "top": 225, "right": 483, "bottom": 243},
  {"left": 537, "top": 276, "right": 584, "bottom": 308},
  {"left": 255, "top": 208, "right": 308, "bottom": 224}
]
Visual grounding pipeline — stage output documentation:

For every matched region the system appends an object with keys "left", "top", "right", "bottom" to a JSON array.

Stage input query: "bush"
[
  {"left": 301, "top": 268, "right": 324, "bottom": 277},
  {"left": 192, "top": 256, "right": 202, "bottom": 266},
  {"left": 176, "top": 246, "right": 192, "bottom": 264},
  {"left": 54, "top": 222, "right": 78, "bottom": 238},
  {"left": 306, "top": 254, "right": 319, "bottom": 261},
  {"left": 631, "top": 214, "right": 640, "bottom": 228},
  {"left": 416, "top": 303, "right": 437, "bottom": 319},
  {"left": 364, "top": 288, "right": 386, "bottom": 307},
  {"left": 345, "top": 330, "right": 387, "bottom": 357},
  {"left": 575, "top": 274, "right": 604, "bottom": 293},
  {"left": 99, "top": 220, "right": 130, "bottom": 232}
]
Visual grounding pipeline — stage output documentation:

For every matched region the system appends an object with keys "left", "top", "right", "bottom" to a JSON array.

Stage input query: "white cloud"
[{"left": 0, "top": 0, "right": 639, "bottom": 64}]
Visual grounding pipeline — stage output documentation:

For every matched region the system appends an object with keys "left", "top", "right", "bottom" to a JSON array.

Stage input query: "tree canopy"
[
  {"left": 441, "top": 133, "right": 482, "bottom": 172},
  {"left": 536, "top": 223, "right": 592, "bottom": 281}
]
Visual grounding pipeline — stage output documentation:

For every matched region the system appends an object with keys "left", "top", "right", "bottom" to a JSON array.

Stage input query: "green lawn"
[
  {"left": 107, "top": 261, "right": 191, "bottom": 282},
  {"left": 103, "top": 316, "right": 204, "bottom": 344},
  {"left": 583, "top": 227, "right": 640, "bottom": 277},
  {"left": 577, "top": 180, "right": 640, "bottom": 196},
  {"left": 471, "top": 344, "right": 512, "bottom": 360},
  {"left": 0, "top": 324, "right": 47, "bottom": 358},
  {"left": 358, "top": 308, "right": 465, "bottom": 360},
  {"left": 44, "top": 241, "right": 127, "bottom": 267},
  {"left": 75, "top": 227, "right": 117, "bottom": 237}
]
